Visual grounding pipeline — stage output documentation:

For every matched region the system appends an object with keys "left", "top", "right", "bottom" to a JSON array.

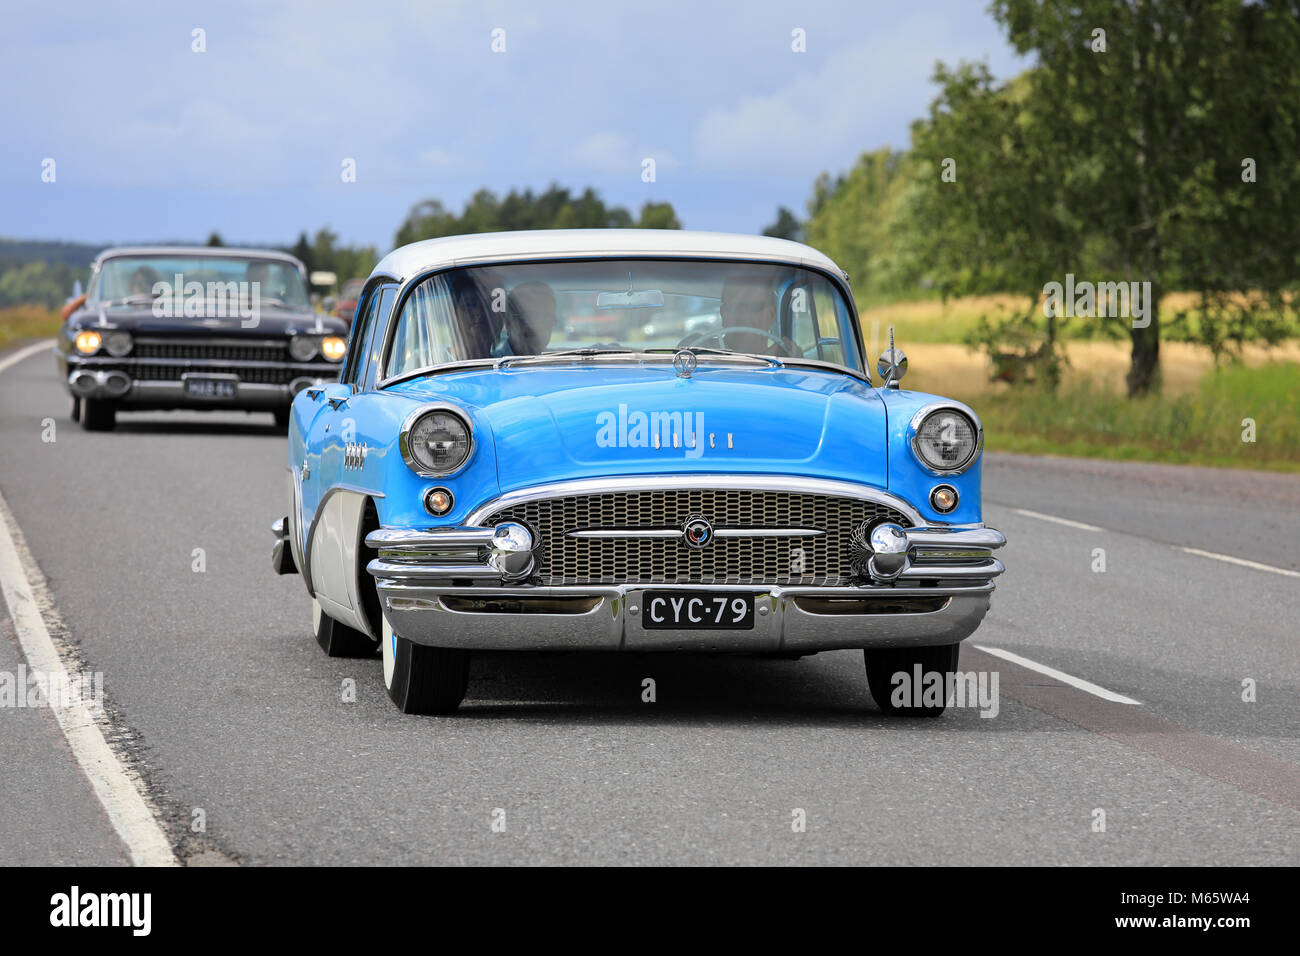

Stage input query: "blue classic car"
[{"left": 271, "top": 230, "right": 1005, "bottom": 715}]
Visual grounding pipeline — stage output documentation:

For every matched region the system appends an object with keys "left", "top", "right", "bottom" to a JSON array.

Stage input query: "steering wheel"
[{"left": 685, "top": 327, "right": 792, "bottom": 356}]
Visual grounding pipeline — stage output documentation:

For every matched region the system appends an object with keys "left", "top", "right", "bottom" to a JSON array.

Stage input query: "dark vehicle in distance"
[
  {"left": 335, "top": 277, "right": 365, "bottom": 324},
  {"left": 57, "top": 247, "right": 349, "bottom": 430}
]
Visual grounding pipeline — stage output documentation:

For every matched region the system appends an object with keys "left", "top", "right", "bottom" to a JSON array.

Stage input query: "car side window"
[
  {"left": 812, "top": 285, "right": 847, "bottom": 366},
  {"left": 360, "top": 285, "right": 397, "bottom": 390},
  {"left": 341, "top": 284, "right": 384, "bottom": 387},
  {"left": 386, "top": 274, "right": 463, "bottom": 378}
]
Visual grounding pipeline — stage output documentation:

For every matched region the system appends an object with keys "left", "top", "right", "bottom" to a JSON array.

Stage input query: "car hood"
[
  {"left": 388, "top": 364, "right": 891, "bottom": 491},
  {"left": 66, "top": 305, "right": 347, "bottom": 336}
]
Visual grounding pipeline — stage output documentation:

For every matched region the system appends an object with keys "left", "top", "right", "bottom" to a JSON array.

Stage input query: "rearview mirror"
[{"left": 596, "top": 289, "right": 665, "bottom": 309}]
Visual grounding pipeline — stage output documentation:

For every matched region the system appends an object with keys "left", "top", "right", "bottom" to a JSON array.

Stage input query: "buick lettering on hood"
[{"left": 270, "top": 230, "right": 1006, "bottom": 715}]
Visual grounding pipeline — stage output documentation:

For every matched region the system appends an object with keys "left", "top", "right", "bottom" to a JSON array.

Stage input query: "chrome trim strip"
[
  {"left": 132, "top": 336, "right": 288, "bottom": 348},
  {"left": 904, "top": 527, "right": 1005, "bottom": 550},
  {"left": 897, "top": 559, "right": 1004, "bottom": 581},
  {"left": 715, "top": 528, "right": 825, "bottom": 538},
  {"left": 568, "top": 529, "right": 684, "bottom": 539},
  {"left": 366, "top": 527, "right": 497, "bottom": 550},
  {"left": 469, "top": 475, "right": 927, "bottom": 527},
  {"left": 566, "top": 528, "right": 825, "bottom": 539},
  {"left": 367, "top": 558, "right": 502, "bottom": 582},
  {"left": 68, "top": 356, "right": 336, "bottom": 372}
]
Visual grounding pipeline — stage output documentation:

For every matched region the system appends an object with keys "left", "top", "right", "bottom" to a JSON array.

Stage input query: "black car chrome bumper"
[{"left": 64, "top": 359, "right": 337, "bottom": 409}]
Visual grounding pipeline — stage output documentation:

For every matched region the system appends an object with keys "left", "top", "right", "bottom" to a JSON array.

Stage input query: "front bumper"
[
  {"left": 364, "top": 524, "right": 1005, "bottom": 653},
  {"left": 63, "top": 357, "right": 336, "bottom": 409}
]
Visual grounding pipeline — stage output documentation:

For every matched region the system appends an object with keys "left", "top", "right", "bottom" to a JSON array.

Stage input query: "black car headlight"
[
  {"left": 104, "top": 331, "right": 133, "bottom": 357},
  {"left": 912, "top": 406, "right": 981, "bottom": 474},
  {"left": 288, "top": 335, "right": 318, "bottom": 362},
  {"left": 401, "top": 406, "right": 473, "bottom": 476}
]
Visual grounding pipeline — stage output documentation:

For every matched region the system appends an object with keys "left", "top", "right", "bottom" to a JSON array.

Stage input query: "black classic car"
[{"left": 57, "top": 246, "right": 349, "bottom": 430}]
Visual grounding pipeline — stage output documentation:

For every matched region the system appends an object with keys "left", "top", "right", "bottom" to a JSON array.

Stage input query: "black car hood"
[{"left": 66, "top": 306, "right": 348, "bottom": 337}]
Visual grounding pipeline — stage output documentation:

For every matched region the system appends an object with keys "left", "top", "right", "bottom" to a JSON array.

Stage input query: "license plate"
[
  {"left": 641, "top": 592, "right": 755, "bottom": 630},
  {"left": 183, "top": 376, "right": 238, "bottom": 399}
]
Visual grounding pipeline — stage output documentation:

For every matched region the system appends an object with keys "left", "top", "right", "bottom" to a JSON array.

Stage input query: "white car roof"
[
  {"left": 93, "top": 246, "right": 305, "bottom": 270},
  {"left": 373, "top": 230, "right": 848, "bottom": 284}
]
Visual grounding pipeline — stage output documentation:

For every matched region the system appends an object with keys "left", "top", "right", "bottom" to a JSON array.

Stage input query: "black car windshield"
[
  {"left": 90, "top": 254, "right": 310, "bottom": 312},
  {"left": 385, "top": 258, "right": 861, "bottom": 378}
]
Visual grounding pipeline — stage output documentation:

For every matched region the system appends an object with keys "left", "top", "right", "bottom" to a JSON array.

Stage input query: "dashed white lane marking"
[
  {"left": 974, "top": 645, "right": 1142, "bottom": 705},
  {"left": 0, "top": 346, "right": 177, "bottom": 866},
  {"left": 0, "top": 339, "right": 54, "bottom": 375},
  {"left": 1011, "top": 508, "right": 1104, "bottom": 532},
  {"left": 1176, "top": 546, "right": 1300, "bottom": 580}
]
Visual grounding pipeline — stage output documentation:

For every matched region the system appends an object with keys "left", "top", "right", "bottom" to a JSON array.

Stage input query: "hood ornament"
[{"left": 673, "top": 349, "right": 697, "bottom": 378}]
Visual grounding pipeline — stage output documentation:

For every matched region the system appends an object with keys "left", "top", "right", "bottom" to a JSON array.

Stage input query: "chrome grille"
[
  {"left": 487, "top": 489, "right": 911, "bottom": 586},
  {"left": 134, "top": 340, "right": 288, "bottom": 362}
]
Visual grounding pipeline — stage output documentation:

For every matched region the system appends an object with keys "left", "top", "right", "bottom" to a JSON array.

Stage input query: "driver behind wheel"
[{"left": 718, "top": 275, "right": 794, "bottom": 356}]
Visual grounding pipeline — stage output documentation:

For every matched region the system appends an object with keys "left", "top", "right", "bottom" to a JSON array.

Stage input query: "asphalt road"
[{"left": 1, "top": 343, "right": 1297, "bottom": 865}]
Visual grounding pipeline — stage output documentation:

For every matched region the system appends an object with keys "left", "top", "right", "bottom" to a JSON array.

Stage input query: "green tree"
[
  {"left": 986, "top": 0, "right": 1300, "bottom": 394},
  {"left": 805, "top": 149, "right": 916, "bottom": 302},
  {"left": 761, "top": 207, "right": 803, "bottom": 242},
  {"left": 394, "top": 185, "right": 681, "bottom": 247},
  {"left": 636, "top": 201, "right": 681, "bottom": 230}
]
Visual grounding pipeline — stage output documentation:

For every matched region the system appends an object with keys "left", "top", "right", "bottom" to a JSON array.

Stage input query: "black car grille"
[
  {"left": 134, "top": 340, "right": 289, "bottom": 362},
  {"left": 130, "top": 364, "right": 303, "bottom": 384},
  {"left": 485, "top": 488, "right": 912, "bottom": 586}
]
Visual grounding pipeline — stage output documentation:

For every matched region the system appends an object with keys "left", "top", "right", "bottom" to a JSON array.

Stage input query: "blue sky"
[{"left": 0, "top": 0, "right": 1023, "bottom": 251}]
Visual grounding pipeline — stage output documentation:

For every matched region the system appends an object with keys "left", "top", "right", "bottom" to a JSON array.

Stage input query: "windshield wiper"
[
  {"left": 642, "top": 346, "right": 784, "bottom": 369},
  {"left": 497, "top": 347, "right": 634, "bottom": 369}
]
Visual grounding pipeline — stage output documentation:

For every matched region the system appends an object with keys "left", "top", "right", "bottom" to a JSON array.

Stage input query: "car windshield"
[
  {"left": 90, "top": 254, "right": 310, "bottom": 311},
  {"left": 385, "top": 258, "right": 862, "bottom": 379}
]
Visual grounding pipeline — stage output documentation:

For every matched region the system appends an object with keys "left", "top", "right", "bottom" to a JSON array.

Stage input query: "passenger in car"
[{"left": 492, "top": 281, "right": 557, "bottom": 356}]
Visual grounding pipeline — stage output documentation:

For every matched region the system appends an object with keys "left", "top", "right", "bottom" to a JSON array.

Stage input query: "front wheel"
[
  {"left": 864, "top": 643, "right": 961, "bottom": 717},
  {"left": 312, "top": 598, "right": 377, "bottom": 657},
  {"left": 382, "top": 615, "right": 469, "bottom": 714},
  {"left": 81, "top": 399, "right": 116, "bottom": 431}
]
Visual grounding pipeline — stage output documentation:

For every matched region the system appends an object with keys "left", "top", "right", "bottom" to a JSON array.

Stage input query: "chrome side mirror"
[{"left": 877, "top": 327, "right": 907, "bottom": 389}]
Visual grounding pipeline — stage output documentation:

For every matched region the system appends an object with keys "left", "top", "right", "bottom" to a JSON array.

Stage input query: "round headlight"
[
  {"left": 913, "top": 408, "right": 979, "bottom": 473},
  {"left": 321, "top": 336, "right": 347, "bottom": 362},
  {"left": 104, "top": 331, "right": 133, "bottom": 357},
  {"left": 74, "top": 330, "right": 103, "bottom": 355},
  {"left": 288, "top": 335, "right": 318, "bottom": 362},
  {"left": 403, "top": 408, "right": 473, "bottom": 476}
]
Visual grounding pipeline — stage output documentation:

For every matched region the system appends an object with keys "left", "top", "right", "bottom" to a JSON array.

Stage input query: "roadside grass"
[
  {"left": 859, "top": 291, "right": 1296, "bottom": 347},
  {"left": 963, "top": 361, "right": 1300, "bottom": 472},
  {"left": 0, "top": 305, "right": 61, "bottom": 351}
]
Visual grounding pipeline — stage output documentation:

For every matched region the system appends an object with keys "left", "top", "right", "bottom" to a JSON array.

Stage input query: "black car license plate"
[
  {"left": 183, "top": 376, "right": 238, "bottom": 399},
  {"left": 641, "top": 592, "right": 755, "bottom": 630}
]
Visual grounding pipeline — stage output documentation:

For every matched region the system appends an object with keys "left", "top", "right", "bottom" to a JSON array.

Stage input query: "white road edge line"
[
  {"left": 0, "top": 345, "right": 178, "bottom": 866},
  {"left": 973, "top": 644, "right": 1142, "bottom": 705},
  {"left": 0, "top": 339, "right": 55, "bottom": 375},
  {"left": 1176, "top": 546, "right": 1300, "bottom": 579},
  {"left": 1011, "top": 508, "right": 1104, "bottom": 532}
]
